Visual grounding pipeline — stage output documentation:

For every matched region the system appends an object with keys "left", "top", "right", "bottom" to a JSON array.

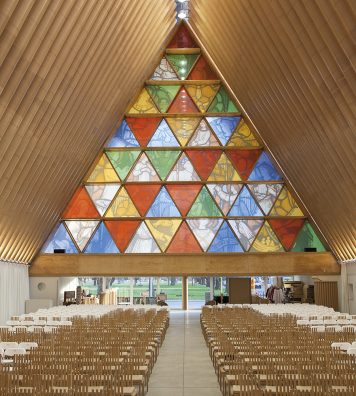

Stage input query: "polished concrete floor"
[{"left": 147, "top": 311, "right": 221, "bottom": 396}]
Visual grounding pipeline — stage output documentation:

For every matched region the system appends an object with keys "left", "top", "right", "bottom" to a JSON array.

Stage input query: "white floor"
[{"left": 147, "top": 311, "right": 221, "bottom": 396}]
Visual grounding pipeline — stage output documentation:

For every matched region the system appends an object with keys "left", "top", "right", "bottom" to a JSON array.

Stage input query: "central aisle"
[{"left": 147, "top": 311, "right": 221, "bottom": 396}]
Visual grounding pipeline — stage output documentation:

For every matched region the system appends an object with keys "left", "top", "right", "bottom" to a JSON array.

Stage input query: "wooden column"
[
  {"left": 314, "top": 281, "right": 339, "bottom": 311},
  {"left": 182, "top": 276, "right": 188, "bottom": 310}
]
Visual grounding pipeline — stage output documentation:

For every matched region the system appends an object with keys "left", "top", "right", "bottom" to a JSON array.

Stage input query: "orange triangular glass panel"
[
  {"left": 126, "top": 117, "right": 161, "bottom": 146},
  {"left": 62, "top": 187, "right": 100, "bottom": 219},
  {"left": 186, "top": 149, "right": 222, "bottom": 180},
  {"left": 126, "top": 184, "right": 161, "bottom": 216},
  {"left": 166, "top": 222, "right": 202, "bottom": 253},
  {"left": 105, "top": 220, "right": 141, "bottom": 252},
  {"left": 168, "top": 87, "right": 200, "bottom": 113},
  {"left": 188, "top": 56, "right": 218, "bottom": 80},
  {"left": 226, "top": 149, "right": 262, "bottom": 181},
  {"left": 269, "top": 219, "right": 305, "bottom": 251},
  {"left": 167, "top": 24, "right": 198, "bottom": 48},
  {"left": 166, "top": 184, "right": 202, "bottom": 216}
]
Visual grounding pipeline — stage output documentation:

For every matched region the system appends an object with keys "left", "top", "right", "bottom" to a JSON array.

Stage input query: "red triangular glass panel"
[
  {"left": 227, "top": 149, "right": 262, "bottom": 180},
  {"left": 168, "top": 24, "right": 198, "bottom": 48},
  {"left": 105, "top": 220, "right": 141, "bottom": 252},
  {"left": 269, "top": 219, "right": 305, "bottom": 251},
  {"left": 168, "top": 87, "right": 200, "bottom": 113},
  {"left": 126, "top": 184, "right": 161, "bottom": 216},
  {"left": 166, "top": 222, "right": 202, "bottom": 253},
  {"left": 62, "top": 187, "right": 100, "bottom": 219},
  {"left": 186, "top": 150, "right": 222, "bottom": 180},
  {"left": 166, "top": 184, "right": 202, "bottom": 216},
  {"left": 188, "top": 56, "right": 218, "bottom": 80},
  {"left": 126, "top": 117, "right": 161, "bottom": 146}
]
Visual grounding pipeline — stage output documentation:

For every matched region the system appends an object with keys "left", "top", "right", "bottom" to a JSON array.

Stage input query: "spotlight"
[{"left": 178, "top": 11, "right": 187, "bottom": 19}]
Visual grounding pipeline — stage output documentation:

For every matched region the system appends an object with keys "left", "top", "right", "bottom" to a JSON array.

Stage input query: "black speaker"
[
  {"left": 54, "top": 249, "right": 66, "bottom": 253},
  {"left": 304, "top": 247, "right": 317, "bottom": 252}
]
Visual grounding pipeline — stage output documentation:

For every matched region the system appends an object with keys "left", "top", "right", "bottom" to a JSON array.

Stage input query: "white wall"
[
  {"left": 0, "top": 261, "right": 29, "bottom": 325},
  {"left": 346, "top": 262, "right": 356, "bottom": 314}
]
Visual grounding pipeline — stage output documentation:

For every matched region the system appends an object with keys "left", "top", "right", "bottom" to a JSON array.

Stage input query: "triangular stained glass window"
[
  {"left": 208, "top": 221, "right": 244, "bottom": 253},
  {"left": 167, "top": 152, "right": 201, "bottom": 181},
  {"left": 62, "top": 187, "right": 100, "bottom": 219},
  {"left": 126, "top": 184, "right": 161, "bottom": 216},
  {"left": 125, "top": 222, "right": 160, "bottom": 253},
  {"left": 248, "top": 152, "right": 282, "bottom": 181},
  {"left": 166, "top": 54, "right": 199, "bottom": 80},
  {"left": 147, "top": 85, "right": 180, "bottom": 113},
  {"left": 126, "top": 117, "right": 161, "bottom": 146},
  {"left": 146, "top": 150, "right": 180, "bottom": 180},
  {"left": 207, "top": 184, "right": 242, "bottom": 215},
  {"left": 269, "top": 219, "right": 305, "bottom": 251},
  {"left": 188, "top": 56, "right": 218, "bottom": 80},
  {"left": 269, "top": 186, "right": 304, "bottom": 216},
  {"left": 206, "top": 116, "right": 241, "bottom": 145},
  {"left": 185, "top": 149, "right": 221, "bottom": 180},
  {"left": 65, "top": 220, "right": 100, "bottom": 252},
  {"left": 86, "top": 154, "right": 120, "bottom": 183},
  {"left": 228, "top": 119, "right": 260, "bottom": 147},
  {"left": 229, "top": 186, "right": 263, "bottom": 217},
  {"left": 168, "top": 87, "right": 200, "bottom": 113},
  {"left": 250, "top": 221, "right": 284, "bottom": 253},
  {"left": 84, "top": 222, "right": 120, "bottom": 253},
  {"left": 128, "top": 88, "right": 159, "bottom": 114},
  {"left": 185, "top": 84, "right": 220, "bottom": 113},
  {"left": 187, "top": 218, "right": 223, "bottom": 251},
  {"left": 207, "top": 86, "right": 239, "bottom": 113},
  {"left": 85, "top": 184, "right": 120, "bottom": 216},
  {"left": 166, "top": 117, "right": 201, "bottom": 146},
  {"left": 166, "top": 184, "right": 202, "bottom": 216},
  {"left": 226, "top": 149, "right": 262, "bottom": 181},
  {"left": 151, "top": 57, "right": 179, "bottom": 80},
  {"left": 105, "top": 220, "right": 140, "bottom": 252},
  {"left": 105, "top": 187, "right": 140, "bottom": 218},
  {"left": 187, "top": 186, "right": 222, "bottom": 217},
  {"left": 168, "top": 24, "right": 198, "bottom": 48},
  {"left": 249, "top": 183, "right": 283, "bottom": 215},
  {"left": 166, "top": 222, "right": 202, "bottom": 253},
  {"left": 147, "top": 119, "right": 180, "bottom": 147},
  {"left": 107, "top": 119, "right": 139, "bottom": 148},
  {"left": 146, "top": 219, "right": 182, "bottom": 251},
  {"left": 187, "top": 119, "right": 220, "bottom": 147},
  {"left": 291, "top": 222, "right": 326, "bottom": 252},
  {"left": 146, "top": 187, "right": 181, "bottom": 217},
  {"left": 228, "top": 219, "right": 263, "bottom": 251},
  {"left": 126, "top": 153, "right": 160, "bottom": 182},
  {"left": 42, "top": 224, "right": 78, "bottom": 254},
  {"left": 106, "top": 150, "right": 140, "bottom": 181},
  {"left": 207, "top": 153, "right": 241, "bottom": 182}
]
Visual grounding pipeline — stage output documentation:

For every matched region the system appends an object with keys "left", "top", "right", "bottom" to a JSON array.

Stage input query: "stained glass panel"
[
  {"left": 229, "top": 186, "right": 263, "bottom": 217},
  {"left": 207, "top": 184, "right": 242, "bottom": 215},
  {"left": 166, "top": 222, "right": 202, "bottom": 253},
  {"left": 248, "top": 184, "right": 283, "bottom": 215},
  {"left": 166, "top": 117, "right": 201, "bottom": 146},
  {"left": 86, "top": 154, "right": 120, "bottom": 183},
  {"left": 126, "top": 184, "right": 160, "bottom": 216},
  {"left": 151, "top": 57, "right": 179, "bottom": 80},
  {"left": 208, "top": 221, "right": 244, "bottom": 253},
  {"left": 107, "top": 119, "right": 139, "bottom": 148},
  {"left": 65, "top": 220, "right": 99, "bottom": 252},
  {"left": 187, "top": 119, "right": 219, "bottom": 147},
  {"left": 228, "top": 120, "right": 259, "bottom": 147},
  {"left": 167, "top": 152, "right": 200, "bottom": 181},
  {"left": 166, "top": 54, "right": 199, "bottom": 80},
  {"left": 269, "top": 187, "right": 304, "bottom": 216},
  {"left": 146, "top": 187, "right": 181, "bottom": 217},
  {"left": 146, "top": 150, "right": 180, "bottom": 180},
  {"left": 250, "top": 222, "right": 284, "bottom": 252},
  {"left": 228, "top": 219, "right": 263, "bottom": 251},
  {"left": 41, "top": 224, "right": 77, "bottom": 254},
  {"left": 248, "top": 152, "right": 282, "bottom": 181},
  {"left": 207, "top": 86, "right": 239, "bottom": 113},
  {"left": 127, "top": 88, "right": 159, "bottom": 114},
  {"left": 187, "top": 186, "right": 222, "bottom": 217},
  {"left": 84, "top": 222, "right": 119, "bottom": 253},
  {"left": 207, "top": 153, "right": 241, "bottom": 182},
  {"left": 187, "top": 218, "right": 223, "bottom": 251},
  {"left": 106, "top": 150, "right": 140, "bottom": 181},
  {"left": 227, "top": 149, "right": 262, "bottom": 180},
  {"left": 146, "top": 219, "right": 181, "bottom": 251},
  {"left": 62, "top": 187, "right": 100, "bottom": 219},
  {"left": 147, "top": 119, "right": 179, "bottom": 147},
  {"left": 168, "top": 87, "right": 199, "bottom": 113},
  {"left": 167, "top": 24, "right": 198, "bottom": 48},
  {"left": 126, "top": 117, "right": 161, "bottom": 146},
  {"left": 291, "top": 223, "right": 326, "bottom": 252},
  {"left": 269, "top": 219, "right": 305, "bottom": 251},
  {"left": 187, "top": 56, "right": 218, "bottom": 80},
  {"left": 125, "top": 222, "right": 160, "bottom": 253},
  {"left": 85, "top": 184, "right": 120, "bottom": 216},
  {"left": 185, "top": 149, "right": 221, "bottom": 180},
  {"left": 147, "top": 85, "right": 180, "bottom": 113},
  {"left": 126, "top": 153, "right": 160, "bottom": 182},
  {"left": 185, "top": 84, "right": 219, "bottom": 113},
  {"left": 105, "top": 187, "right": 140, "bottom": 217},
  {"left": 166, "top": 184, "right": 201, "bottom": 216},
  {"left": 206, "top": 116, "right": 240, "bottom": 145},
  {"left": 105, "top": 220, "right": 140, "bottom": 252}
]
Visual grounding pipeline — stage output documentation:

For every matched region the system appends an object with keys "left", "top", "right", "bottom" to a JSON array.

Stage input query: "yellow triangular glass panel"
[
  {"left": 145, "top": 219, "right": 182, "bottom": 252},
  {"left": 86, "top": 154, "right": 120, "bottom": 182},
  {"left": 207, "top": 153, "right": 241, "bottom": 181},
  {"left": 105, "top": 187, "right": 139, "bottom": 217},
  {"left": 269, "top": 186, "right": 303, "bottom": 216},
  {"left": 185, "top": 84, "right": 220, "bottom": 113},
  {"left": 166, "top": 117, "right": 201, "bottom": 146},
  {"left": 250, "top": 222, "right": 284, "bottom": 252},
  {"left": 228, "top": 120, "right": 259, "bottom": 147},
  {"left": 128, "top": 88, "right": 159, "bottom": 114}
]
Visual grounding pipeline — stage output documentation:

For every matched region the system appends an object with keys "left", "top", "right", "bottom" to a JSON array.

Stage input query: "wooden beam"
[{"left": 30, "top": 252, "right": 339, "bottom": 277}]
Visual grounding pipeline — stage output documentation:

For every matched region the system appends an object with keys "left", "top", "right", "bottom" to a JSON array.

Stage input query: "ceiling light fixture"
[{"left": 178, "top": 11, "right": 187, "bottom": 19}]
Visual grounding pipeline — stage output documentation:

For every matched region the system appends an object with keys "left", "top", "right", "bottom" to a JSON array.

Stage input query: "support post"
[{"left": 182, "top": 276, "right": 188, "bottom": 310}]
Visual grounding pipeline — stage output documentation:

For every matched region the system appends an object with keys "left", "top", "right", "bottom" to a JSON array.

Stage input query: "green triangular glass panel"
[
  {"left": 166, "top": 54, "right": 199, "bottom": 80},
  {"left": 208, "top": 86, "right": 239, "bottom": 113},
  {"left": 147, "top": 150, "right": 180, "bottom": 180},
  {"left": 187, "top": 186, "right": 222, "bottom": 217},
  {"left": 147, "top": 85, "right": 180, "bottom": 113},
  {"left": 106, "top": 150, "right": 140, "bottom": 180},
  {"left": 291, "top": 222, "right": 326, "bottom": 252}
]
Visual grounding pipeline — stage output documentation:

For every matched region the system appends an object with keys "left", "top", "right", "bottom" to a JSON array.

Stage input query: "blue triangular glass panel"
[
  {"left": 147, "top": 119, "right": 180, "bottom": 147},
  {"left": 84, "top": 222, "right": 119, "bottom": 253},
  {"left": 107, "top": 119, "right": 139, "bottom": 148},
  {"left": 208, "top": 221, "right": 243, "bottom": 252},
  {"left": 146, "top": 187, "right": 181, "bottom": 217},
  {"left": 248, "top": 152, "right": 282, "bottom": 181},
  {"left": 206, "top": 116, "right": 241, "bottom": 145},
  {"left": 229, "top": 186, "right": 263, "bottom": 216},
  {"left": 41, "top": 223, "right": 78, "bottom": 253}
]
